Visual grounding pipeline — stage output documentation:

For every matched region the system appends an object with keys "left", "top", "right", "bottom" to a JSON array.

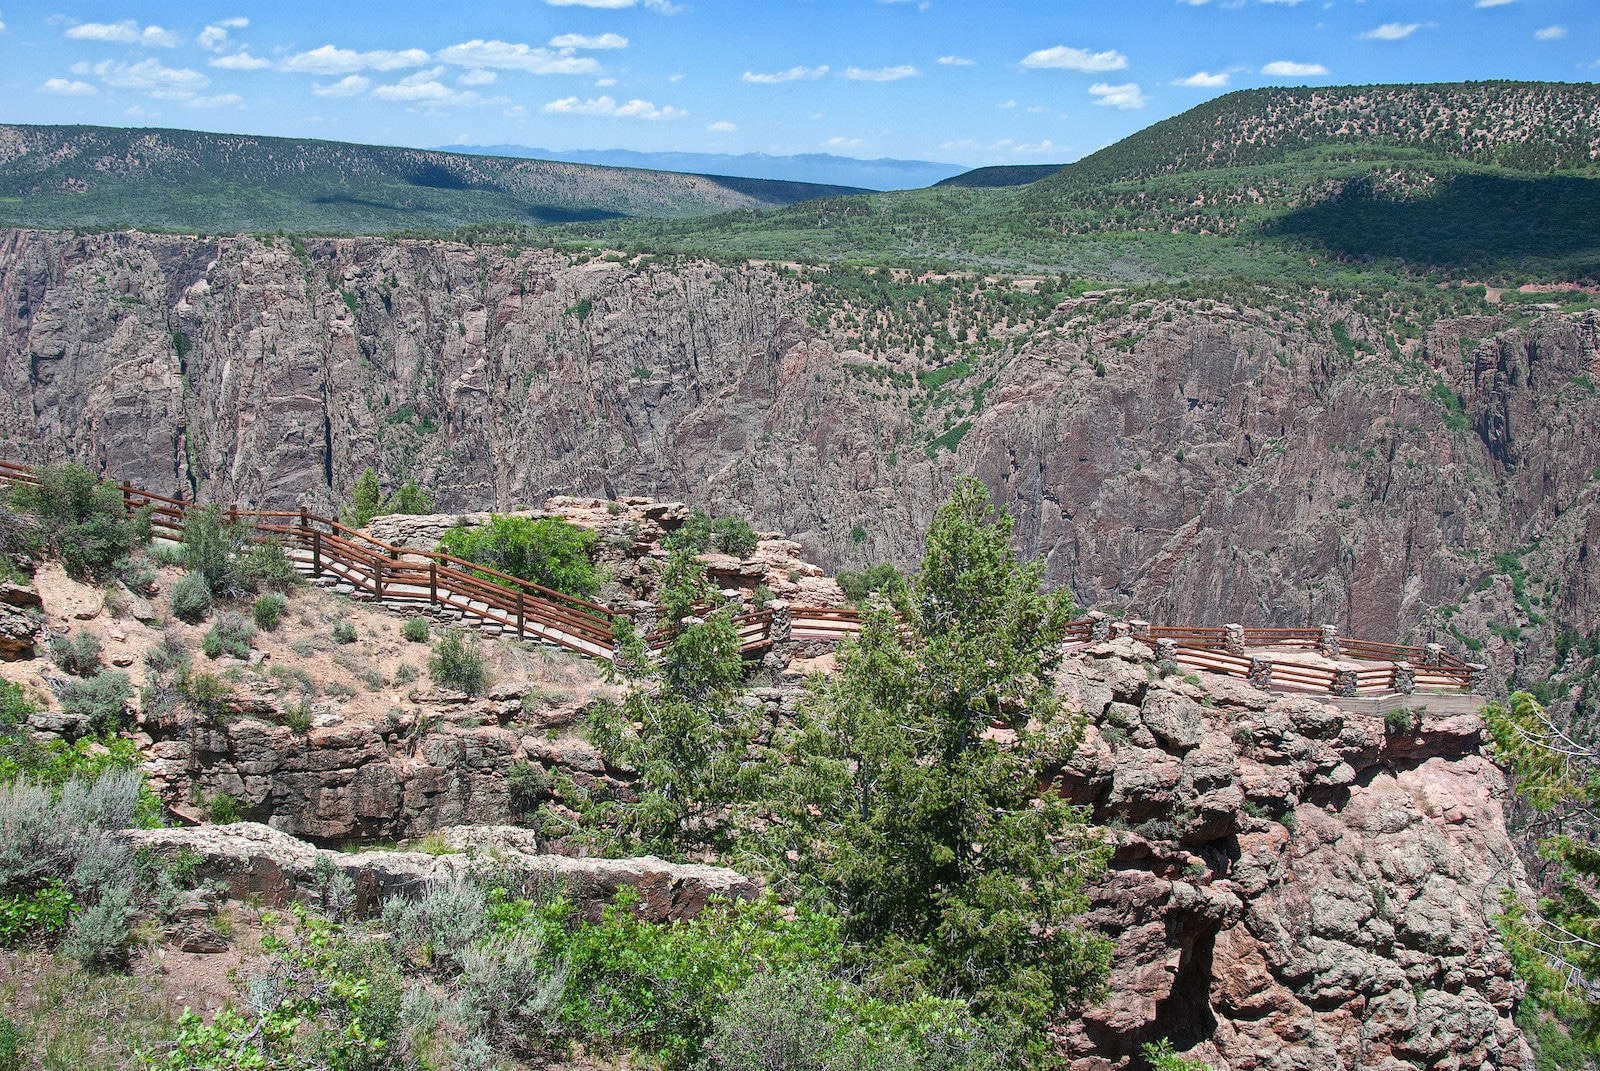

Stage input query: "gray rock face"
[
  {"left": 117, "top": 822, "right": 758, "bottom": 922},
  {"left": 3, "top": 231, "right": 1597, "bottom": 655},
  {"left": 1055, "top": 645, "right": 1532, "bottom": 1071}
]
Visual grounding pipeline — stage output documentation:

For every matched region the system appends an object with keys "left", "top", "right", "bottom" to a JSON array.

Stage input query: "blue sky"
[{"left": 1, "top": 0, "right": 1596, "bottom": 166}]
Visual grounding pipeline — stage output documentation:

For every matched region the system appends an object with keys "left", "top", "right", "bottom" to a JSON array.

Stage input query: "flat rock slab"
[{"left": 118, "top": 822, "right": 759, "bottom": 922}]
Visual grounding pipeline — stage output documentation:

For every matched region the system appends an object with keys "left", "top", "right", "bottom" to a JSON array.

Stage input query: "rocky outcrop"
[
  {"left": 1057, "top": 640, "right": 1530, "bottom": 1070},
  {"left": 4, "top": 230, "right": 1596, "bottom": 655},
  {"left": 117, "top": 822, "right": 757, "bottom": 922},
  {"left": 0, "top": 581, "right": 42, "bottom": 660}
]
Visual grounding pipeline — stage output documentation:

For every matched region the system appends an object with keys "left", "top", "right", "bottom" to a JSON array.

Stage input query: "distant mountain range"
[
  {"left": 439, "top": 146, "right": 971, "bottom": 192},
  {"left": 0, "top": 125, "right": 867, "bottom": 234}
]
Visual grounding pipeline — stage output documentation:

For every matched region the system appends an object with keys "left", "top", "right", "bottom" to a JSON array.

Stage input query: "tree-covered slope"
[
  {"left": 0, "top": 124, "right": 866, "bottom": 234},
  {"left": 559, "top": 81, "right": 1600, "bottom": 283}
]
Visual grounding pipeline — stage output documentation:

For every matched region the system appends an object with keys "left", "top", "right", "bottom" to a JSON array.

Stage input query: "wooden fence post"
[
  {"left": 373, "top": 556, "right": 384, "bottom": 599},
  {"left": 429, "top": 561, "right": 438, "bottom": 604},
  {"left": 121, "top": 483, "right": 132, "bottom": 517},
  {"left": 517, "top": 590, "right": 526, "bottom": 638},
  {"left": 312, "top": 531, "right": 322, "bottom": 577}
]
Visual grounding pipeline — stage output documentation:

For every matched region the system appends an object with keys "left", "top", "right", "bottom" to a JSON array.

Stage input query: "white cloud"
[
  {"left": 997, "top": 99, "right": 1016, "bottom": 108},
  {"left": 549, "top": 32, "right": 628, "bottom": 49},
  {"left": 1474, "top": 0, "right": 1515, "bottom": 7},
  {"left": 281, "top": 46, "right": 432, "bottom": 75},
  {"left": 596, "top": 77, "right": 616, "bottom": 85},
  {"left": 1013, "top": 140, "right": 1059, "bottom": 153},
  {"left": 940, "top": 139, "right": 977, "bottom": 150},
  {"left": 1357, "top": 23, "right": 1422, "bottom": 40},
  {"left": 543, "top": 94, "right": 686, "bottom": 118},
  {"left": 1019, "top": 45, "right": 1127, "bottom": 72},
  {"left": 458, "top": 68, "right": 497, "bottom": 85},
  {"left": 841, "top": 65, "right": 919, "bottom": 81},
  {"left": 209, "top": 52, "right": 273, "bottom": 70},
  {"left": 197, "top": 19, "right": 247, "bottom": 51},
  {"left": 89, "top": 58, "right": 210, "bottom": 97},
  {"left": 1090, "top": 82, "right": 1147, "bottom": 108},
  {"left": 1261, "top": 60, "right": 1329, "bottom": 76},
  {"left": 1174, "top": 70, "right": 1229, "bottom": 87},
  {"left": 1535, "top": 25, "right": 1567, "bottom": 39},
  {"left": 66, "top": 20, "right": 178, "bottom": 47},
  {"left": 312, "top": 75, "right": 370, "bottom": 97},
  {"left": 826, "top": 136, "right": 862, "bottom": 146},
  {"left": 184, "top": 93, "right": 243, "bottom": 107},
  {"left": 937, "top": 55, "right": 975, "bottom": 66},
  {"left": 543, "top": 0, "right": 682, "bottom": 10},
  {"left": 741, "top": 65, "right": 828, "bottom": 83},
  {"left": 434, "top": 40, "right": 599, "bottom": 74},
  {"left": 38, "top": 77, "right": 97, "bottom": 95},
  {"left": 372, "top": 70, "right": 506, "bottom": 106},
  {"left": 707, "top": 120, "right": 736, "bottom": 131}
]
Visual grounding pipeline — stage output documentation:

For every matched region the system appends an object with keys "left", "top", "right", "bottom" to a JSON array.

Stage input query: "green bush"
[
  {"left": 506, "top": 761, "right": 552, "bottom": 814},
  {"left": 170, "top": 570, "right": 213, "bottom": 623},
  {"left": 48, "top": 632, "right": 103, "bottom": 677},
  {"left": 835, "top": 563, "right": 906, "bottom": 606},
  {"left": 342, "top": 467, "right": 433, "bottom": 528},
  {"left": 401, "top": 617, "right": 431, "bottom": 643},
  {"left": 6, "top": 463, "right": 130, "bottom": 579},
  {"left": 438, "top": 515, "right": 600, "bottom": 599},
  {"left": 0, "top": 879, "right": 75, "bottom": 947},
  {"left": 331, "top": 620, "right": 358, "bottom": 645},
  {"left": 61, "top": 883, "right": 131, "bottom": 970},
  {"left": 144, "top": 629, "right": 191, "bottom": 677},
  {"left": 253, "top": 592, "right": 288, "bottom": 631},
  {"left": 1385, "top": 707, "right": 1420, "bottom": 737},
  {"left": 203, "top": 612, "right": 256, "bottom": 660},
  {"left": 239, "top": 540, "right": 302, "bottom": 593},
  {"left": 61, "top": 671, "right": 133, "bottom": 736},
  {"left": 711, "top": 516, "right": 760, "bottom": 557},
  {"left": 117, "top": 555, "right": 158, "bottom": 596},
  {"left": 664, "top": 509, "right": 715, "bottom": 553},
  {"left": 182, "top": 506, "right": 245, "bottom": 597},
  {"left": 429, "top": 629, "right": 489, "bottom": 695},
  {"left": 1143, "top": 1039, "right": 1212, "bottom": 1071},
  {"left": 205, "top": 791, "right": 243, "bottom": 824}
]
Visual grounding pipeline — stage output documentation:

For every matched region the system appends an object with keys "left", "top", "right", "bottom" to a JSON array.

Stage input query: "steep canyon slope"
[{"left": 3, "top": 230, "right": 1599, "bottom": 669}]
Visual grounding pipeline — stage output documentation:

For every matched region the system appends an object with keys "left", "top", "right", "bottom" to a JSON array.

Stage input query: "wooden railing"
[{"left": 0, "top": 460, "right": 1483, "bottom": 694}]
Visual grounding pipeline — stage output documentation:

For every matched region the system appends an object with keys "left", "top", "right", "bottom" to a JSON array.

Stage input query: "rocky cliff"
[{"left": 4, "top": 228, "right": 1597, "bottom": 663}]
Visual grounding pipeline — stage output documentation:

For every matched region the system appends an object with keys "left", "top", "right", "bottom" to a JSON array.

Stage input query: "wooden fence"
[{"left": 0, "top": 460, "right": 1481, "bottom": 694}]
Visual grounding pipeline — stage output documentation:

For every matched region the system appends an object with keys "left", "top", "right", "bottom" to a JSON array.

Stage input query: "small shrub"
[
  {"left": 253, "top": 592, "right": 288, "bottom": 631},
  {"left": 401, "top": 617, "right": 431, "bottom": 643},
  {"left": 664, "top": 509, "right": 715, "bottom": 553},
  {"left": 331, "top": 621, "right": 357, "bottom": 645},
  {"left": 429, "top": 629, "right": 489, "bottom": 696},
  {"left": 179, "top": 671, "right": 232, "bottom": 719},
  {"left": 170, "top": 570, "right": 213, "bottom": 623},
  {"left": 205, "top": 791, "right": 243, "bottom": 824},
  {"left": 61, "top": 672, "right": 133, "bottom": 735},
  {"left": 7, "top": 463, "right": 130, "bottom": 579},
  {"left": 279, "top": 701, "right": 313, "bottom": 735},
  {"left": 1385, "top": 707, "right": 1420, "bottom": 738},
  {"left": 710, "top": 516, "right": 760, "bottom": 557},
  {"left": 507, "top": 761, "right": 552, "bottom": 813},
  {"left": 61, "top": 883, "right": 132, "bottom": 970},
  {"left": 835, "top": 563, "right": 905, "bottom": 606},
  {"left": 1143, "top": 1038, "right": 1212, "bottom": 1071},
  {"left": 438, "top": 515, "right": 600, "bottom": 599},
  {"left": 1157, "top": 659, "right": 1183, "bottom": 678},
  {"left": 239, "top": 540, "right": 302, "bottom": 593},
  {"left": 182, "top": 507, "right": 245, "bottom": 597},
  {"left": 0, "top": 879, "right": 75, "bottom": 946},
  {"left": 417, "top": 833, "right": 454, "bottom": 857},
  {"left": 751, "top": 584, "right": 774, "bottom": 610},
  {"left": 49, "top": 632, "right": 103, "bottom": 677},
  {"left": 144, "top": 629, "right": 191, "bottom": 677},
  {"left": 395, "top": 663, "right": 418, "bottom": 684},
  {"left": 701, "top": 969, "right": 835, "bottom": 1071},
  {"left": 456, "top": 931, "right": 566, "bottom": 1052},
  {"left": 382, "top": 876, "right": 486, "bottom": 969},
  {"left": 203, "top": 612, "right": 256, "bottom": 660},
  {"left": 117, "top": 555, "right": 158, "bottom": 596},
  {"left": 148, "top": 542, "right": 186, "bottom": 568},
  {"left": 1231, "top": 724, "right": 1255, "bottom": 747}
]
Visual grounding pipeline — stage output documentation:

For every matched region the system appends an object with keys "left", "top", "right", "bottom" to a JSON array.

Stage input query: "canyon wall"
[{"left": 4, "top": 229, "right": 1598, "bottom": 652}]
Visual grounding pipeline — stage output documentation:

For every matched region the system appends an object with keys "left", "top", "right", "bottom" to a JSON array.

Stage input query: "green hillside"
[
  {"left": 0, "top": 124, "right": 866, "bottom": 234},
  {"left": 556, "top": 81, "right": 1600, "bottom": 284}
]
